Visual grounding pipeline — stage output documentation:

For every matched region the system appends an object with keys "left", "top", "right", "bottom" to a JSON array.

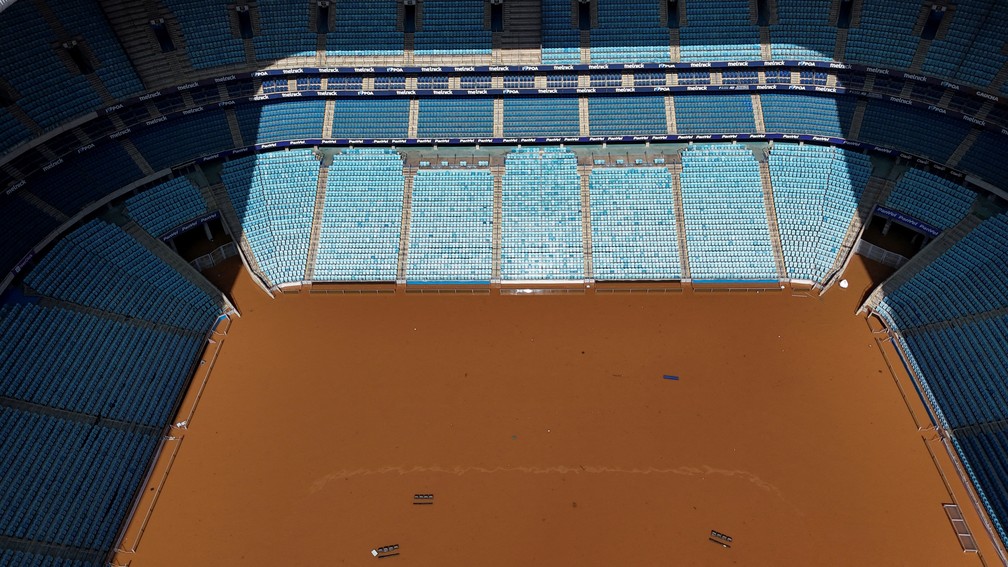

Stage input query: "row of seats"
[
  {"left": 679, "top": 0, "right": 762, "bottom": 62},
  {"left": 0, "top": 406, "right": 160, "bottom": 554},
  {"left": 125, "top": 176, "right": 209, "bottom": 237},
  {"left": 877, "top": 213, "right": 1008, "bottom": 329},
  {"left": 235, "top": 100, "right": 327, "bottom": 145},
  {"left": 540, "top": 0, "right": 581, "bottom": 64},
  {"left": 768, "top": 144, "right": 871, "bottom": 282},
  {"left": 314, "top": 148, "right": 404, "bottom": 282},
  {"left": 952, "top": 427, "right": 1008, "bottom": 549},
  {"left": 769, "top": 0, "right": 838, "bottom": 61},
  {"left": 760, "top": 93, "right": 855, "bottom": 138},
  {"left": 406, "top": 168, "right": 494, "bottom": 283},
  {"left": 884, "top": 168, "right": 976, "bottom": 230},
  {"left": 327, "top": 0, "right": 405, "bottom": 57},
  {"left": 676, "top": 94, "right": 756, "bottom": 134},
  {"left": 589, "top": 167, "right": 682, "bottom": 280},
  {"left": 680, "top": 144, "right": 777, "bottom": 281},
  {"left": 417, "top": 98, "right": 494, "bottom": 138},
  {"left": 588, "top": 96, "right": 667, "bottom": 136},
  {"left": 858, "top": 99, "right": 973, "bottom": 164},
  {"left": 590, "top": 0, "right": 670, "bottom": 64},
  {"left": 414, "top": 0, "right": 492, "bottom": 56},
  {"left": 222, "top": 150, "right": 318, "bottom": 286},
  {"left": 25, "top": 219, "right": 221, "bottom": 331}
]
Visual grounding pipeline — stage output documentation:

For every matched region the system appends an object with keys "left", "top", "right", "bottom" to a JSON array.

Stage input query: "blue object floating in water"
[{"left": 663, "top": 375, "right": 679, "bottom": 381}]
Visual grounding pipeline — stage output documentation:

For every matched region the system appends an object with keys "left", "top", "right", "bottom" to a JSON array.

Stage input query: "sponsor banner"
[
  {"left": 873, "top": 205, "right": 942, "bottom": 238},
  {"left": 159, "top": 210, "right": 221, "bottom": 241},
  {"left": 12, "top": 251, "right": 34, "bottom": 274}
]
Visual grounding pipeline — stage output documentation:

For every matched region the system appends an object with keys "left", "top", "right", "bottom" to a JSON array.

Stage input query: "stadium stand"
[
  {"left": 328, "top": 0, "right": 404, "bottom": 57},
  {"left": 125, "top": 176, "right": 209, "bottom": 238},
  {"left": 956, "top": 131, "right": 1008, "bottom": 191},
  {"left": 955, "top": 426, "right": 1008, "bottom": 549},
  {"left": 885, "top": 169, "right": 976, "bottom": 231},
  {"left": 330, "top": 99, "right": 409, "bottom": 139},
  {"left": 417, "top": 98, "right": 494, "bottom": 138},
  {"left": 680, "top": 144, "right": 776, "bottom": 281},
  {"left": 588, "top": 96, "right": 667, "bottom": 136},
  {"left": 501, "top": 147, "right": 583, "bottom": 281},
  {"left": 769, "top": 0, "right": 838, "bottom": 61},
  {"left": 414, "top": 0, "right": 492, "bottom": 56},
  {"left": 252, "top": 1, "right": 317, "bottom": 61},
  {"left": 130, "top": 110, "right": 235, "bottom": 171},
  {"left": 0, "top": 405, "right": 160, "bottom": 552},
  {"left": 675, "top": 94, "right": 756, "bottom": 134},
  {"left": 502, "top": 97, "right": 580, "bottom": 137},
  {"left": 0, "top": 195, "right": 63, "bottom": 279},
  {"left": 0, "top": 0, "right": 104, "bottom": 130},
  {"left": 921, "top": 0, "right": 1008, "bottom": 89},
  {"left": 679, "top": 0, "right": 762, "bottom": 62},
  {"left": 768, "top": 144, "right": 871, "bottom": 282},
  {"left": 589, "top": 167, "right": 681, "bottom": 281},
  {"left": 235, "top": 100, "right": 327, "bottom": 144},
  {"left": 877, "top": 213, "right": 1008, "bottom": 329},
  {"left": 857, "top": 99, "right": 972, "bottom": 163},
  {"left": 221, "top": 150, "right": 318, "bottom": 286},
  {"left": 541, "top": 0, "right": 581, "bottom": 64},
  {"left": 0, "top": 108, "right": 31, "bottom": 156},
  {"left": 844, "top": 0, "right": 921, "bottom": 69},
  {"left": 315, "top": 149, "right": 404, "bottom": 282},
  {"left": 590, "top": 0, "right": 669, "bottom": 63},
  {"left": 406, "top": 168, "right": 494, "bottom": 283},
  {"left": 30, "top": 142, "right": 143, "bottom": 215},
  {"left": 162, "top": 0, "right": 246, "bottom": 69},
  {"left": 760, "top": 94, "right": 855, "bottom": 138},
  {"left": 24, "top": 218, "right": 221, "bottom": 331}
]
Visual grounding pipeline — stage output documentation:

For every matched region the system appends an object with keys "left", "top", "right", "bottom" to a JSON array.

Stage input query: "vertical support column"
[{"left": 579, "top": 163, "right": 593, "bottom": 283}]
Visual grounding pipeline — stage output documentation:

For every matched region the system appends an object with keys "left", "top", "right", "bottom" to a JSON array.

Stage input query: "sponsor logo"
[
  {"left": 606, "top": 136, "right": 623, "bottom": 141},
  {"left": 695, "top": 134, "right": 712, "bottom": 140},
  {"left": 502, "top": 138, "right": 518, "bottom": 143},
  {"left": 756, "top": 84, "right": 776, "bottom": 90},
  {"left": 396, "top": 90, "right": 417, "bottom": 95},
  {"left": 623, "top": 63, "right": 644, "bottom": 69},
  {"left": 503, "top": 89, "right": 520, "bottom": 95},
  {"left": 416, "top": 138, "right": 432, "bottom": 144},
  {"left": 652, "top": 86, "right": 671, "bottom": 92},
  {"left": 588, "top": 137, "right": 606, "bottom": 142},
  {"left": 421, "top": 66, "right": 444, "bottom": 72},
  {"left": 182, "top": 105, "right": 205, "bottom": 115},
  {"left": 459, "top": 138, "right": 476, "bottom": 143},
  {"left": 253, "top": 71, "right": 270, "bottom": 77},
  {"left": 110, "top": 128, "right": 132, "bottom": 138},
  {"left": 828, "top": 62, "right": 849, "bottom": 69},
  {"left": 145, "top": 116, "right": 167, "bottom": 126},
  {"left": 650, "top": 135, "right": 669, "bottom": 141},
  {"left": 282, "top": 68, "right": 305, "bottom": 74},
  {"left": 814, "top": 86, "right": 838, "bottom": 93},
  {"left": 42, "top": 158, "right": 64, "bottom": 171},
  {"left": 519, "top": 137, "right": 537, "bottom": 142},
  {"left": 354, "top": 67, "right": 376, "bottom": 73},
  {"left": 521, "top": 66, "right": 540, "bottom": 71},
  {"left": 356, "top": 90, "right": 373, "bottom": 95},
  {"left": 253, "top": 94, "right": 270, "bottom": 101},
  {"left": 902, "top": 73, "right": 926, "bottom": 82},
  {"left": 76, "top": 143, "right": 95, "bottom": 153},
  {"left": 489, "top": 66, "right": 510, "bottom": 72},
  {"left": 280, "top": 91, "right": 303, "bottom": 97},
  {"left": 749, "top": 134, "right": 766, "bottom": 139},
  {"left": 176, "top": 81, "right": 199, "bottom": 90},
  {"left": 632, "top": 135, "right": 650, "bottom": 141},
  {"left": 688, "top": 62, "right": 710, "bottom": 68},
  {"left": 686, "top": 86, "right": 707, "bottom": 91},
  {"left": 391, "top": 139, "right": 407, "bottom": 144},
  {"left": 788, "top": 85, "right": 807, "bottom": 90},
  {"left": 563, "top": 137, "right": 580, "bottom": 142},
  {"left": 727, "top": 61, "right": 749, "bottom": 67},
  {"left": 764, "top": 61, "right": 786, "bottom": 66},
  {"left": 477, "top": 138, "right": 493, "bottom": 143},
  {"left": 976, "top": 90, "right": 999, "bottom": 101},
  {"left": 453, "top": 66, "right": 475, "bottom": 72},
  {"left": 577, "top": 87, "right": 597, "bottom": 94},
  {"left": 537, "top": 88, "right": 558, "bottom": 94},
  {"left": 6, "top": 179, "right": 26, "bottom": 194},
  {"left": 615, "top": 87, "right": 636, "bottom": 93},
  {"left": 232, "top": 147, "right": 250, "bottom": 154},
  {"left": 812, "top": 136, "right": 830, "bottom": 142},
  {"left": 889, "top": 97, "right": 912, "bottom": 105},
  {"left": 798, "top": 61, "right": 816, "bottom": 67},
  {"left": 385, "top": 67, "right": 404, "bottom": 72},
  {"left": 139, "top": 91, "right": 162, "bottom": 101},
  {"left": 105, "top": 103, "right": 124, "bottom": 112},
  {"left": 721, "top": 134, "right": 738, "bottom": 140},
  {"left": 927, "top": 105, "right": 946, "bottom": 114},
  {"left": 545, "top": 137, "right": 562, "bottom": 142},
  {"left": 432, "top": 89, "right": 454, "bottom": 95},
  {"left": 658, "top": 62, "right": 676, "bottom": 69},
  {"left": 553, "top": 65, "right": 574, "bottom": 70},
  {"left": 963, "top": 115, "right": 985, "bottom": 126},
  {"left": 467, "top": 89, "right": 488, "bottom": 95},
  {"left": 260, "top": 143, "right": 278, "bottom": 149},
  {"left": 289, "top": 140, "right": 307, "bottom": 145},
  {"left": 217, "top": 100, "right": 236, "bottom": 107},
  {"left": 782, "top": 134, "right": 800, "bottom": 139},
  {"left": 214, "top": 75, "right": 237, "bottom": 83},
  {"left": 940, "top": 81, "right": 960, "bottom": 90},
  {"left": 349, "top": 139, "right": 365, "bottom": 144},
  {"left": 866, "top": 67, "right": 890, "bottom": 75}
]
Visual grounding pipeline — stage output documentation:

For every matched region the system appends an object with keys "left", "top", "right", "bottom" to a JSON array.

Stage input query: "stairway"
[
  {"left": 408, "top": 99, "right": 419, "bottom": 138},
  {"left": 97, "top": 0, "right": 175, "bottom": 88},
  {"left": 861, "top": 214, "right": 982, "bottom": 311},
  {"left": 395, "top": 165, "right": 415, "bottom": 284},
  {"left": 499, "top": 0, "right": 542, "bottom": 65},
  {"left": 208, "top": 181, "right": 273, "bottom": 289},
  {"left": 304, "top": 164, "right": 329, "bottom": 281},
  {"left": 757, "top": 160, "right": 788, "bottom": 279},
  {"left": 224, "top": 108, "right": 245, "bottom": 148},
  {"left": 579, "top": 97, "right": 590, "bottom": 136},
  {"left": 848, "top": 99, "right": 868, "bottom": 140},
  {"left": 491, "top": 164, "right": 504, "bottom": 285},
  {"left": 664, "top": 95, "right": 677, "bottom": 134},
  {"left": 990, "top": 60, "right": 1008, "bottom": 93},
  {"left": 33, "top": 288, "right": 203, "bottom": 339},
  {"left": 122, "top": 219, "right": 237, "bottom": 313},
  {"left": 578, "top": 165, "right": 594, "bottom": 282},
  {"left": 908, "top": 39, "right": 932, "bottom": 73},
  {"left": 759, "top": 28, "right": 772, "bottom": 61},
  {"left": 493, "top": 98, "right": 504, "bottom": 138},
  {"left": 19, "top": 191, "right": 68, "bottom": 223},
  {"left": 947, "top": 129, "right": 980, "bottom": 168},
  {"left": 580, "top": 30, "right": 590, "bottom": 64},
  {"left": 322, "top": 100, "right": 335, "bottom": 138},
  {"left": 751, "top": 94, "right": 766, "bottom": 132},
  {"left": 666, "top": 160, "right": 691, "bottom": 280},
  {"left": 121, "top": 139, "right": 155, "bottom": 175},
  {"left": 833, "top": 28, "right": 849, "bottom": 62}
]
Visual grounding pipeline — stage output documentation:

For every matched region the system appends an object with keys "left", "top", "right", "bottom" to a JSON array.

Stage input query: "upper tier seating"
[
  {"left": 315, "top": 149, "right": 403, "bottom": 282},
  {"left": 30, "top": 141, "right": 142, "bottom": 215},
  {"left": 503, "top": 97, "right": 580, "bottom": 137},
  {"left": 541, "top": 0, "right": 581, "bottom": 64},
  {"left": 589, "top": 167, "right": 682, "bottom": 281},
  {"left": 252, "top": 1, "right": 317, "bottom": 61},
  {"left": 235, "top": 100, "right": 327, "bottom": 145},
  {"left": 858, "top": 99, "right": 972, "bottom": 163},
  {"left": 768, "top": 144, "right": 871, "bottom": 282},
  {"left": 590, "top": 0, "right": 669, "bottom": 63},
  {"left": 0, "top": 301, "right": 205, "bottom": 427},
  {"left": 760, "top": 93, "right": 856, "bottom": 138},
  {"left": 221, "top": 150, "right": 318, "bottom": 286},
  {"left": 125, "top": 176, "right": 209, "bottom": 237},
  {"left": 675, "top": 94, "right": 756, "bottom": 134},
  {"left": 406, "top": 168, "right": 494, "bottom": 283},
  {"left": 0, "top": 195, "right": 62, "bottom": 280},
  {"left": 922, "top": 0, "right": 1008, "bottom": 89},
  {"left": 501, "top": 147, "right": 583, "bottom": 281},
  {"left": 0, "top": 108, "right": 31, "bottom": 158},
  {"left": 163, "top": 0, "right": 246, "bottom": 69},
  {"left": 0, "top": 405, "right": 159, "bottom": 553},
  {"left": 956, "top": 131, "right": 1008, "bottom": 191},
  {"left": 414, "top": 0, "right": 492, "bottom": 56},
  {"left": 769, "top": 0, "right": 838, "bottom": 61},
  {"left": 0, "top": 0, "right": 104, "bottom": 130},
  {"left": 680, "top": 144, "right": 776, "bottom": 281},
  {"left": 327, "top": 0, "right": 404, "bottom": 57},
  {"left": 417, "top": 98, "right": 494, "bottom": 138},
  {"left": 330, "top": 99, "right": 409, "bottom": 139},
  {"left": 25, "top": 218, "right": 221, "bottom": 331},
  {"left": 50, "top": 0, "right": 144, "bottom": 99},
  {"left": 679, "top": 0, "right": 762, "bottom": 62},
  {"left": 130, "top": 110, "right": 234, "bottom": 171},
  {"left": 877, "top": 213, "right": 1008, "bottom": 330},
  {"left": 885, "top": 169, "right": 976, "bottom": 230},
  {"left": 844, "top": 0, "right": 921, "bottom": 69},
  {"left": 588, "top": 96, "right": 667, "bottom": 136}
]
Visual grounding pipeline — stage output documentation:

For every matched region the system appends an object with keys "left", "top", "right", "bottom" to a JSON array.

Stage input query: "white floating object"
[
  {"left": 839, "top": 279, "right": 849, "bottom": 289},
  {"left": 371, "top": 550, "right": 378, "bottom": 557}
]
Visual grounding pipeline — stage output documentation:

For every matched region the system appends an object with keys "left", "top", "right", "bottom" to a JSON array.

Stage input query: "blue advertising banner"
[{"left": 873, "top": 205, "right": 942, "bottom": 238}]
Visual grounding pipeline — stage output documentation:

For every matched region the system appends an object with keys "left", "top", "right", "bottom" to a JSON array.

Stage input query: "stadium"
[{"left": 0, "top": 0, "right": 1006, "bottom": 564}]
